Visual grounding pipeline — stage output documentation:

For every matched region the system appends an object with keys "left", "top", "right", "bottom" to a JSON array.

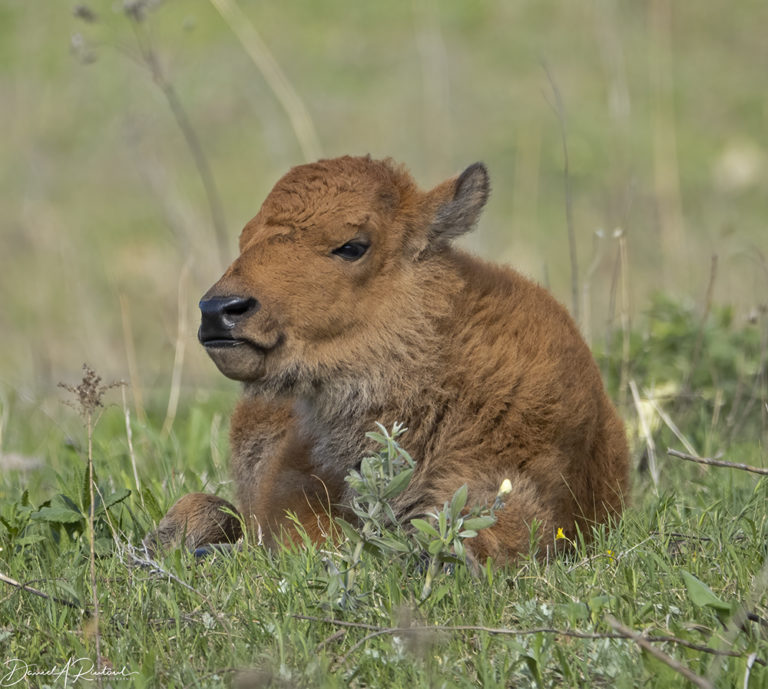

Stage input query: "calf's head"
[{"left": 198, "top": 156, "right": 489, "bottom": 391}]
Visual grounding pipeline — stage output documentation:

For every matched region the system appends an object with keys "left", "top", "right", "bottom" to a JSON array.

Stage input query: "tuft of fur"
[{"left": 150, "top": 156, "right": 630, "bottom": 563}]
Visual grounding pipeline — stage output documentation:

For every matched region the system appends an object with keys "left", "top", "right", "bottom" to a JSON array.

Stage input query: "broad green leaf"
[
  {"left": 462, "top": 516, "right": 496, "bottom": 531},
  {"left": 381, "top": 468, "right": 413, "bottom": 499},
  {"left": 411, "top": 518, "right": 440, "bottom": 539},
  {"left": 681, "top": 570, "right": 731, "bottom": 613},
  {"left": 368, "top": 536, "right": 411, "bottom": 553},
  {"left": 99, "top": 487, "right": 131, "bottom": 512},
  {"left": 360, "top": 458, "right": 376, "bottom": 484},
  {"left": 335, "top": 518, "right": 361, "bottom": 543},
  {"left": 365, "top": 432, "right": 388, "bottom": 446},
  {"left": 450, "top": 484, "right": 468, "bottom": 520},
  {"left": 438, "top": 510, "right": 448, "bottom": 538},
  {"left": 453, "top": 538, "right": 465, "bottom": 558},
  {"left": 384, "top": 503, "right": 399, "bottom": 524},
  {"left": 31, "top": 506, "right": 83, "bottom": 524},
  {"left": 427, "top": 540, "right": 444, "bottom": 555}
]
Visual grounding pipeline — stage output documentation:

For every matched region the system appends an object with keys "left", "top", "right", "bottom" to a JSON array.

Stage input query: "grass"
[
  {"left": 0, "top": 299, "right": 767, "bottom": 687},
  {"left": 0, "top": 429, "right": 766, "bottom": 687}
]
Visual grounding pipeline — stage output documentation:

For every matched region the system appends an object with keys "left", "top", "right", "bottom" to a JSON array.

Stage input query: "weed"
[
  {"left": 324, "top": 423, "right": 500, "bottom": 608},
  {"left": 57, "top": 364, "right": 122, "bottom": 681}
]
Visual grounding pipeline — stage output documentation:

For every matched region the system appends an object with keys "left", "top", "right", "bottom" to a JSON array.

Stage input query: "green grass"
[
  {"left": 1, "top": 299, "right": 766, "bottom": 687},
  {"left": 0, "top": 419, "right": 766, "bottom": 687}
]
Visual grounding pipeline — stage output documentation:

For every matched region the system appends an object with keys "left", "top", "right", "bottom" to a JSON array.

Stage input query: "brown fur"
[
  {"left": 150, "top": 156, "right": 630, "bottom": 563},
  {"left": 145, "top": 493, "right": 241, "bottom": 552}
]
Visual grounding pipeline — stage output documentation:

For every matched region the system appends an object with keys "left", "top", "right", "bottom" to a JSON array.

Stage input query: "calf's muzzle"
[{"left": 198, "top": 295, "right": 259, "bottom": 346}]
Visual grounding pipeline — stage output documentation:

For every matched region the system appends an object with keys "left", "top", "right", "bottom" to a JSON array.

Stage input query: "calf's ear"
[{"left": 419, "top": 163, "right": 490, "bottom": 254}]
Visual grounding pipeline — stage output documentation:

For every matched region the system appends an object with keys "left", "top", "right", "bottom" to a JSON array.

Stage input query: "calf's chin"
[{"left": 204, "top": 342, "right": 268, "bottom": 382}]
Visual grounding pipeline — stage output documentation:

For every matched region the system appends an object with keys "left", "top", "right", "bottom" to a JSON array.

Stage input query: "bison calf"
[{"left": 149, "top": 155, "right": 629, "bottom": 563}]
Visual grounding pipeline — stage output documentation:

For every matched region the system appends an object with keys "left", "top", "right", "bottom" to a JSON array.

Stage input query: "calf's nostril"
[{"left": 223, "top": 297, "right": 258, "bottom": 317}]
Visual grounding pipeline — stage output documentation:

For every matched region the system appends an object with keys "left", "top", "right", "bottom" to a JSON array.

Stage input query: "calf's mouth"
[{"left": 198, "top": 333, "right": 283, "bottom": 355}]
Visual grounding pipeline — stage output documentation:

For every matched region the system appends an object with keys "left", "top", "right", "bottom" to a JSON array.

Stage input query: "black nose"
[{"left": 198, "top": 296, "right": 259, "bottom": 344}]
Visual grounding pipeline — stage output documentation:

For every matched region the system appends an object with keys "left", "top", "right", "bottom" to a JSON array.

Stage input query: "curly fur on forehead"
[{"left": 254, "top": 156, "right": 416, "bottom": 229}]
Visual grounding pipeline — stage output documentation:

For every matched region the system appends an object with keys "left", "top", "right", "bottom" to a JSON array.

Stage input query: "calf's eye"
[{"left": 332, "top": 241, "right": 369, "bottom": 261}]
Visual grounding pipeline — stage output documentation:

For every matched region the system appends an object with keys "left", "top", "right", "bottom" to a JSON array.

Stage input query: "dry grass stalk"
[
  {"left": 119, "top": 295, "right": 147, "bottom": 426},
  {"left": 0, "top": 571, "right": 81, "bottom": 610},
  {"left": 162, "top": 261, "right": 190, "bottom": 437},
  {"left": 543, "top": 62, "right": 579, "bottom": 327},
  {"left": 208, "top": 0, "right": 322, "bottom": 162},
  {"left": 606, "top": 615, "right": 714, "bottom": 689},
  {"left": 126, "top": 8, "right": 229, "bottom": 269},
  {"left": 667, "top": 448, "right": 768, "bottom": 476},
  {"left": 617, "top": 229, "right": 631, "bottom": 410},
  {"left": 121, "top": 384, "right": 143, "bottom": 507},
  {"left": 59, "top": 364, "right": 121, "bottom": 683},
  {"left": 629, "top": 379, "right": 658, "bottom": 487},
  {"left": 648, "top": 0, "right": 686, "bottom": 286}
]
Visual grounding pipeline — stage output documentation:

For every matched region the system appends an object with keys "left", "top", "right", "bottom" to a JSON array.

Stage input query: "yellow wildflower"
[{"left": 556, "top": 527, "right": 566, "bottom": 540}]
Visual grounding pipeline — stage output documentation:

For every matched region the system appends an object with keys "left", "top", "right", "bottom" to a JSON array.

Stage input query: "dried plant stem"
[
  {"left": 690, "top": 255, "right": 718, "bottom": 375},
  {"left": 162, "top": 262, "right": 190, "bottom": 437},
  {"left": 290, "top": 614, "right": 763, "bottom": 672},
  {"left": 606, "top": 615, "right": 714, "bottom": 689},
  {"left": 682, "top": 254, "right": 718, "bottom": 401},
  {"left": 129, "top": 18, "right": 229, "bottom": 269},
  {"left": 667, "top": 448, "right": 768, "bottom": 475},
  {"left": 123, "top": 544, "right": 233, "bottom": 638},
  {"left": 121, "top": 385, "right": 143, "bottom": 507},
  {"left": 629, "top": 379, "right": 658, "bottom": 486},
  {"left": 119, "top": 296, "right": 147, "bottom": 426},
  {"left": 648, "top": 0, "right": 685, "bottom": 286},
  {"left": 543, "top": 62, "right": 579, "bottom": 327},
  {"left": 413, "top": 0, "right": 452, "bottom": 176},
  {"left": 581, "top": 231, "right": 606, "bottom": 348},
  {"left": 618, "top": 229, "right": 631, "bottom": 410},
  {"left": 605, "top": 239, "right": 621, "bottom": 353},
  {"left": 729, "top": 305, "right": 768, "bottom": 442},
  {"left": 0, "top": 571, "right": 81, "bottom": 610},
  {"left": 649, "top": 396, "right": 697, "bottom": 456},
  {"left": 58, "top": 365, "right": 121, "bottom": 682},
  {"left": 208, "top": 0, "right": 321, "bottom": 162},
  {"left": 85, "top": 410, "right": 103, "bottom": 685}
]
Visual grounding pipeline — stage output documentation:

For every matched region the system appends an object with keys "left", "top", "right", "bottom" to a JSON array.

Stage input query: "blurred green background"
[{"left": 1, "top": 0, "right": 766, "bottom": 423}]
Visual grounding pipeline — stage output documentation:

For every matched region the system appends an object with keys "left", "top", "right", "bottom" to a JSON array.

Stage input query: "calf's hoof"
[{"left": 143, "top": 492, "right": 242, "bottom": 555}]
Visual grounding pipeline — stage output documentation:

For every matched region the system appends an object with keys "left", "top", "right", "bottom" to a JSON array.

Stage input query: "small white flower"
[{"left": 497, "top": 478, "right": 513, "bottom": 496}]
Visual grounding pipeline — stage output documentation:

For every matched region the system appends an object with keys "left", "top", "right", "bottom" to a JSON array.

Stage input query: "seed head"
[{"left": 59, "top": 364, "right": 121, "bottom": 419}]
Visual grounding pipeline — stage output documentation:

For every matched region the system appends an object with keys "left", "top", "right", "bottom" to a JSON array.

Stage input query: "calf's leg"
[{"left": 143, "top": 493, "right": 242, "bottom": 554}]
